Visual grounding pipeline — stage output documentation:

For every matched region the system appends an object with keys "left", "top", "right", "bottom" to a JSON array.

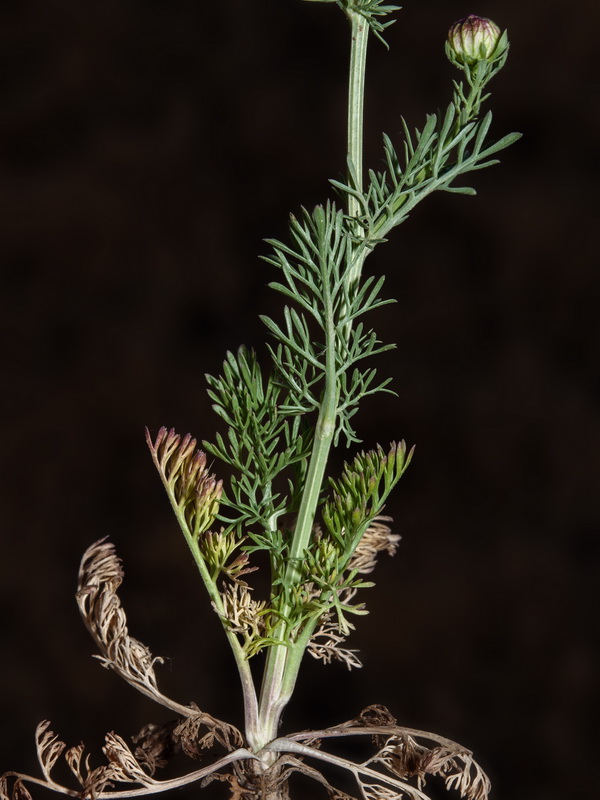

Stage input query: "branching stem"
[{"left": 265, "top": 738, "right": 432, "bottom": 800}]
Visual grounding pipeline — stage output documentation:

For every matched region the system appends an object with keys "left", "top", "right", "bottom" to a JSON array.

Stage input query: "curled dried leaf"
[
  {"left": 370, "top": 734, "right": 431, "bottom": 784},
  {"left": 199, "top": 771, "right": 255, "bottom": 799},
  {"left": 76, "top": 538, "right": 193, "bottom": 717},
  {"left": 276, "top": 706, "right": 490, "bottom": 800},
  {"left": 79, "top": 765, "right": 116, "bottom": 799},
  {"left": 64, "top": 741, "right": 116, "bottom": 799},
  {"left": 275, "top": 757, "right": 355, "bottom": 800}
]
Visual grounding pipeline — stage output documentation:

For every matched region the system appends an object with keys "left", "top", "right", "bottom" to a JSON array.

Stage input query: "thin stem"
[
  {"left": 147, "top": 432, "right": 259, "bottom": 738},
  {"left": 106, "top": 667, "right": 196, "bottom": 719},
  {"left": 183, "top": 533, "right": 259, "bottom": 744},
  {"left": 5, "top": 750, "right": 258, "bottom": 799},
  {"left": 287, "top": 724, "right": 472, "bottom": 751},
  {"left": 345, "top": 9, "right": 370, "bottom": 290}
]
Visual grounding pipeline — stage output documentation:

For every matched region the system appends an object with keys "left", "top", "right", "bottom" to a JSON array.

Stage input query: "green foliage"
[
  {"left": 344, "top": 0, "right": 401, "bottom": 46},
  {"left": 145, "top": 1, "right": 519, "bottom": 762},
  {"left": 304, "top": 0, "right": 401, "bottom": 46},
  {"left": 263, "top": 202, "right": 395, "bottom": 446},
  {"left": 323, "top": 441, "right": 413, "bottom": 559},
  {"left": 199, "top": 530, "right": 258, "bottom": 584},
  {"left": 149, "top": 4, "right": 519, "bottom": 671},
  {"left": 331, "top": 50, "right": 521, "bottom": 247},
  {"left": 298, "top": 541, "right": 374, "bottom": 636},
  {"left": 203, "top": 347, "right": 313, "bottom": 539}
]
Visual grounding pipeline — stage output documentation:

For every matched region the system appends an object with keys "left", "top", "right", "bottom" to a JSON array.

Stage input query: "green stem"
[
  {"left": 255, "top": 259, "right": 338, "bottom": 759},
  {"left": 177, "top": 522, "right": 260, "bottom": 746},
  {"left": 253, "top": 9, "right": 371, "bottom": 758},
  {"left": 346, "top": 10, "right": 370, "bottom": 290}
]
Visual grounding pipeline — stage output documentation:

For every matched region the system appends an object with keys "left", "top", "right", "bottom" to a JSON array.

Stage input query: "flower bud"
[{"left": 447, "top": 15, "right": 501, "bottom": 65}]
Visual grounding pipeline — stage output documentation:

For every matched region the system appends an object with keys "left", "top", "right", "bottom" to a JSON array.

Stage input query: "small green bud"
[{"left": 447, "top": 14, "right": 502, "bottom": 65}]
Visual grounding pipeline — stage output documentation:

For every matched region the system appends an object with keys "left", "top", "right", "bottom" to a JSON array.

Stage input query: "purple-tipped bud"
[{"left": 447, "top": 14, "right": 501, "bottom": 65}]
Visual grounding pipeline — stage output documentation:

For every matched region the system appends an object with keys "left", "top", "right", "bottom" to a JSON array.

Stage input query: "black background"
[{"left": 1, "top": 1, "right": 598, "bottom": 799}]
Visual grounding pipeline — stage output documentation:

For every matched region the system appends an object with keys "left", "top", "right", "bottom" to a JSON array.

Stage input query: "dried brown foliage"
[
  {"left": 347, "top": 517, "right": 400, "bottom": 575},
  {"left": 75, "top": 538, "right": 191, "bottom": 714},
  {"left": 2, "top": 544, "right": 490, "bottom": 800},
  {"left": 174, "top": 705, "right": 244, "bottom": 757},
  {"left": 283, "top": 705, "right": 491, "bottom": 800}
]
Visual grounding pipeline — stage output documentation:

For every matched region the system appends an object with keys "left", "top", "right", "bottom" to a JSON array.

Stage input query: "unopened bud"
[{"left": 447, "top": 15, "right": 501, "bottom": 66}]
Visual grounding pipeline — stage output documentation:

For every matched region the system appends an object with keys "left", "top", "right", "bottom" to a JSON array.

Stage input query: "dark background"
[{"left": 1, "top": 1, "right": 598, "bottom": 798}]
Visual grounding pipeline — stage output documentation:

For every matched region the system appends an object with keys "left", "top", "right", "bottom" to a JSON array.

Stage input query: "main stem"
[
  {"left": 346, "top": 10, "right": 369, "bottom": 288},
  {"left": 250, "top": 10, "right": 370, "bottom": 758}
]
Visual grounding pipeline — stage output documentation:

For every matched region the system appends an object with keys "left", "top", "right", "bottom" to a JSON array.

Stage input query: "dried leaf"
[
  {"left": 308, "top": 617, "right": 363, "bottom": 669},
  {"left": 370, "top": 734, "right": 431, "bottom": 783},
  {"left": 132, "top": 722, "right": 179, "bottom": 776},
  {"left": 103, "top": 732, "right": 155, "bottom": 786},
  {"left": 65, "top": 743, "right": 87, "bottom": 784},
  {"left": 277, "top": 757, "right": 355, "bottom": 800},
  {"left": 200, "top": 771, "right": 256, "bottom": 800},
  {"left": 290, "top": 707, "right": 491, "bottom": 800},
  {"left": 79, "top": 765, "right": 116, "bottom": 799},
  {"left": 174, "top": 705, "right": 244, "bottom": 757},
  {"left": 35, "top": 721, "right": 66, "bottom": 781},
  {"left": 9, "top": 782, "right": 32, "bottom": 800},
  {"left": 0, "top": 779, "right": 33, "bottom": 800},
  {"left": 76, "top": 538, "right": 192, "bottom": 716},
  {"left": 423, "top": 748, "right": 490, "bottom": 800},
  {"left": 217, "top": 583, "right": 266, "bottom": 641},
  {"left": 347, "top": 517, "right": 400, "bottom": 574},
  {"left": 359, "top": 783, "right": 398, "bottom": 800},
  {"left": 353, "top": 704, "right": 398, "bottom": 728},
  {"left": 64, "top": 740, "right": 116, "bottom": 798}
]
